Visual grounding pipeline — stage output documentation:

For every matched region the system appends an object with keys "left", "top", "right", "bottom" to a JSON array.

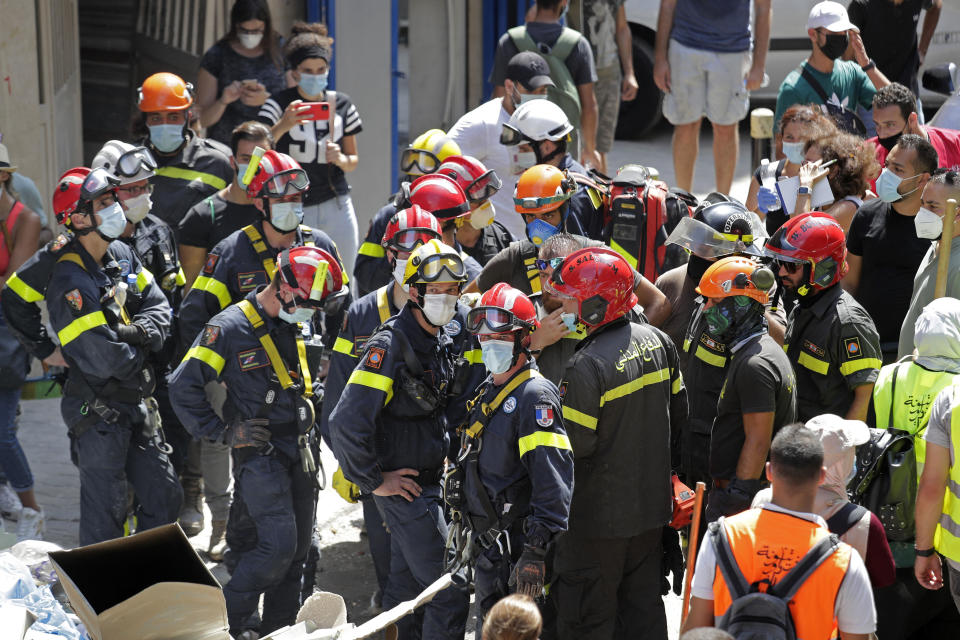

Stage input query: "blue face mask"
[
  {"left": 560, "top": 312, "right": 578, "bottom": 333},
  {"left": 236, "top": 163, "right": 249, "bottom": 182},
  {"left": 148, "top": 124, "right": 185, "bottom": 154},
  {"left": 298, "top": 72, "right": 328, "bottom": 97},
  {"left": 782, "top": 141, "right": 806, "bottom": 165},
  {"left": 279, "top": 306, "right": 316, "bottom": 325},
  {"left": 876, "top": 167, "right": 920, "bottom": 203},
  {"left": 480, "top": 339, "right": 515, "bottom": 374},
  {"left": 97, "top": 202, "right": 127, "bottom": 239},
  {"left": 526, "top": 217, "right": 561, "bottom": 247}
]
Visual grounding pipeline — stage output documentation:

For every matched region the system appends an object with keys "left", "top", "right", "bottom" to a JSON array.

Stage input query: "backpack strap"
[
  {"left": 507, "top": 26, "right": 538, "bottom": 54},
  {"left": 519, "top": 241, "right": 542, "bottom": 296},
  {"left": 826, "top": 503, "right": 868, "bottom": 537},
  {"left": 768, "top": 533, "right": 841, "bottom": 601},
  {"left": 709, "top": 520, "right": 751, "bottom": 599},
  {"left": 888, "top": 362, "right": 902, "bottom": 430},
  {"left": 799, "top": 63, "right": 829, "bottom": 103},
  {"left": 551, "top": 27, "right": 581, "bottom": 62}
]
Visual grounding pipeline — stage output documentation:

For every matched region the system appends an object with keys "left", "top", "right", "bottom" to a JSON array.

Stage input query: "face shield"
[{"left": 665, "top": 215, "right": 768, "bottom": 260}]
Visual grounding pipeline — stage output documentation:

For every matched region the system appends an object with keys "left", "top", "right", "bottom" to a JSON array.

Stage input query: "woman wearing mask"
[
  {"left": 196, "top": 0, "right": 288, "bottom": 146},
  {"left": 745, "top": 105, "right": 836, "bottom": 234},
  {"left": 0, "top": 144, "right": 46, "bottom": 540},
  {"left": 257, "top": 22, "right": 362, "bottom": 281}
]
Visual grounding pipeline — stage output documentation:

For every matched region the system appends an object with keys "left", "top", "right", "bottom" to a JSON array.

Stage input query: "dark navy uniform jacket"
[
  {"left": 462, "top": 362, "right": 573, "bottom": 548},
  {"left": 122, "top": 213, "right": 185, "bottom": 309},
  {"left": 169, "top": 289, "right": 313, "bottom": 460},
  {"left": 178, "top": 221, "right": 343, "bottom": 352},
  {"left": 46, "top": 239, "right": 171, "bottom": 422},
  {"left": 328, "top": 305, "right": 457, "bottom": 494}
]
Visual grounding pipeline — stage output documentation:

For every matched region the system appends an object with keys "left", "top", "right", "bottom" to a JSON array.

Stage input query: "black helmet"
[
  {"left": 694, "top": 199, "right": 758, "bottom": 244},
  {"left": 666, "top": 196, "right": 767, "bottom": 261}
]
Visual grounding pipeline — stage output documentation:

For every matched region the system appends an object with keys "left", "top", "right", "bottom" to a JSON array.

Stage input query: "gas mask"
[
  {"left": 702, "top": 295, "right": 765, "bottom": 344},
  {"left": 526, "top": 217, "right": 561, "bottom": 247}
]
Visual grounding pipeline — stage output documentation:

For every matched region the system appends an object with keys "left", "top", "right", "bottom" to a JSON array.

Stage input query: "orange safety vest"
[{"left": 712, "top": 507, "right": 853, "bottom": 640}]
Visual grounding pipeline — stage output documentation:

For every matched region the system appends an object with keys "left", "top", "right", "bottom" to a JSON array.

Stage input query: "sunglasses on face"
[{"left": 535, "top": 257, "right": 565, "bottom": 271}]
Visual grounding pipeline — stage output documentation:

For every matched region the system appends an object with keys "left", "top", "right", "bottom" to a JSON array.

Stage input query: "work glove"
[
  {"left": 705, "top": 477, "right": 762, "bottom": 523},
  {"left": 509, "top": 545, "right": 547, "bottom": 598},
  {"left": 230, "top": 418, "right": 272, "bottom": 450},
  {"left": 114, "top": 323, "right": 147, "bottom": 346},
  {"left": 756, "top": 185, "right": 780, "bottom": 214},
  {"left": 332, "top": 466, "right": 361, "bottom": 504},
  {"left": 660, "top": 526, "right": 685, "bottom": 596}
]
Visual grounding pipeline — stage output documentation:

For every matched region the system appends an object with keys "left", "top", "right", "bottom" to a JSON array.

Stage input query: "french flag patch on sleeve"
[{"left": 535, "top": 404, "right": 554, "bottom": 427}]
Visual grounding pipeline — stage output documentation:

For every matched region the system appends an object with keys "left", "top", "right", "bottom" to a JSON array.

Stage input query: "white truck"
[{"left": 618, "top": 0, "right": 960, "bottom": 137}]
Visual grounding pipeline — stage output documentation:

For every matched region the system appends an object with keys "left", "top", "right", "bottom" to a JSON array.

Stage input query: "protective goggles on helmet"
[
  {"left": 386, "top": 228, "right": 441, "bottom": 252},
  {"left": 116, "top": 146, "right": 158, "bottom": 177},
  {"left": 499, "top": 122, "right": 569, "bottom": 146},
  {"left": 408, "top": 252, "right": 467, "bottom": 283},
  {"left": 514, "top": 192, "right": 570, "bottom": 211},
  {"left": 465, "top": 169, "right": 502, "bottom": 202},
  {"left": 261, "top": 168, "right": 310, "bottom": 198},
  {"left": 80, "top": 168, "right": 120, "bottom": 202},
  {"left": 466, "top": 306, "right": 534, "bottom": 335},
  {"left": 400, "top": 149, "right": 441, "bottom": 175}
]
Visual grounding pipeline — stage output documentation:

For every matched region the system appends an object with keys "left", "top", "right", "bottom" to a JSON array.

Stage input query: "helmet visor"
[
  {"left": 499, "top": 124, "right": 525, "bottom": 146},
  {"left": 665, "top": 216, "right": 768, "bottom": 259},
  {"left": 466, "top": 169, "right": 502, "bottom": 202},
  {"left": 762, "top": 232, "right": 808, "bottom": 263},
  {"left": 262, "top": 168, "right": 310, "bottom": 197},
  {"left": 414, "top": 252, "right": 467, "bottom": 283},
  {"left": 466, "top": 306, "right": 531, "bottom": 334},
  {"left": 80, "top": 168, "right": 119, "bottom": 202},
  {"left": 387, "top": 228, "right": 441, "bottom": 252},
  {"left": 117, "top": 146, "right": 157, "bottom": 177},
  {"left": 400, "top": 149, "right": 441, "bottom": 175},
  {"left": 514, "top": 192, "right": 570, "bottom": 210}
]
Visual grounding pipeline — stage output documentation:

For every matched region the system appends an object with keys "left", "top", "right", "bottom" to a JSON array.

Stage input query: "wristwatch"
[
  {"left": 798, "top": 186, "right": 810, "bottom": 195},
  {"left": 915, "top": 546, "right": 936, "bottom": 557},
  {"left": 861, "top": 59, "right": 876, "bottom": 72}
]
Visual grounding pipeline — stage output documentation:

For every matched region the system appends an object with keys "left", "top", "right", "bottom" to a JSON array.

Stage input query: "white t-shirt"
[
  {"left": 691, "top": 503, "right": 877, "bottom": 635},
  {"left": 447, "top": 97, "right": 523, "bottom": 241}
]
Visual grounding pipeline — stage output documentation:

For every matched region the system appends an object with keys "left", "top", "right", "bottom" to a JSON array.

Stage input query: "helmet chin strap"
[{"left": 533, "top": 139, "right": 565, "bottom": 166}]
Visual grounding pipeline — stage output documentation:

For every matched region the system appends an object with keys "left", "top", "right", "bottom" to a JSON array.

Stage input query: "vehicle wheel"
[{"left": 615, "top": 37, "right": 662, "bottom": 140}]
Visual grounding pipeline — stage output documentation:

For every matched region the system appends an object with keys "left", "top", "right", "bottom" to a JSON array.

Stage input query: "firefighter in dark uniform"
[
  {"left": 170, "top": 246, "right": 341, "bottom": 638},
  {"left": 694, "top": 257, "right": 797, "bottom": 523},
  {"left": 546, "top": 246, "right": 687, "bottom": 640},
  {"left": 328, "top": 239, "right": 471, "bottom": 640},
  {"left": 136, "top": 72, "right": 234, "bottom": 236},
  {"left": 45, "top": 168, "right": 180, "bottom": 545},
  {"left": 765, "top": 212, "right": 882, "bottom": 423},
  {"left": 448, "top": 283, "right": 573, "bottom": 634}
]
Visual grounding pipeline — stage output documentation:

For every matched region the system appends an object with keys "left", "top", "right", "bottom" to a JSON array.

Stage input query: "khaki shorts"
[
  {"left": 595, "top": 64, "right": 622, "bottom": 153},
  {"left": 662, "top": 38, "right": 751, "bottom": 126}
]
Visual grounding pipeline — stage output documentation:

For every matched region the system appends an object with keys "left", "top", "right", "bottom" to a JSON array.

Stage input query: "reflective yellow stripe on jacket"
[
  {"left": 155, "top": 166, "right": 227, "bottom": 190},
  {"left": 5, "top": 272, "right": 43, "bottom": 302},
  {"left": 562, "top": 406, "right": 598, "bottom": 431},
  {"left": 58, "top": 311, "right": 107, "bottom": 346},
  {"left": 347, "top": 369, "right": 394, "bottom": 405},
  {"left": 359, "top": 242, "right": 386, "bottom": 258},
  {"left": 518, "top": 431, "right": 571, "bottom": 458},
  {"left": 193, "top": 275, "right": 232, "bottom": 309},
  {"left": 184, "top": 345, "right": 226, "bottom": 375},
  {"left": 333, "top": 336, "right": 356, "bottom": 357}
]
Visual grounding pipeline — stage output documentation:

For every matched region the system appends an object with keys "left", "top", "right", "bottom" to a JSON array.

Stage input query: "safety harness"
[
  {"left": 518, "top": 242, "right": 541, "bottom": 296},
  {"left": 241, "top": 224, "right": 315, "bottom": 278}
]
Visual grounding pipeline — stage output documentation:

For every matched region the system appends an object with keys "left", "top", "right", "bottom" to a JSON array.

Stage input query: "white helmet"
[
  {"left": 501, "top": 99, "right": 573, "bottom": 145},
  {"left": 92, "top": 140, "right": 157, "bottom": 185}
]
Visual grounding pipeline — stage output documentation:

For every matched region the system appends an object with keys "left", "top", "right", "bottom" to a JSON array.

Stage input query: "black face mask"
[
  {"left": 878, "top": 130, "right": 904, "bottom": 152},
  {"left": 819, "top": 33, "right": 848, "bottom": 61},
  {"left": 686, "top": 255, "right": 713, "bottom": 282}
]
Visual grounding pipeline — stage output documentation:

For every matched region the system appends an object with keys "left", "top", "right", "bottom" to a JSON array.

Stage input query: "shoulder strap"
[
  {"left": 376, "top": 286, "right": 392, "bottom": 323},
  {"left": 521, "top": 242, "right": 542, "bottom": 295},
  {"left": 769, "top": 533, "right": 841, "bottom": 601},
  {"left": 299, "top": 225, "right": 315, "bottom": 247},
  {"left": 237, "top": 299, "right": 295, "bottom": 390},
  {"left": 57, "top": 252, "right": 87, "bottom": 271},
  {"left": 826, "top": 503, "right": 868, "bottom": 537},
  {"left": 378, "top": 322, "right": 423, "bottom": 377},
  {"left": 888, "top": 363, "right": 902, "bottom": 430},
  {"left": 242, "top": 224, "right": 277, "bottom": 276},
  {"left": 508, "top": 26, "right": 537, "bottom": 53},
  {"left": 709, "top": 520, "right": 751, "bottom": 599},
  {"left": 799, "top": 63, "right": 829, "bottom": 102},
  {"left": 551, "top": 27, "right": 581, "bottom": 61},
  {"left": 465, "top": 368, "right": 543, "bottom": 439}
]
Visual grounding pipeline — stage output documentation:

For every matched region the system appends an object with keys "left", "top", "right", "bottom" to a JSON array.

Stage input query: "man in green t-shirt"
[{"left": 774, "top": 1, "right": 890, "bottom": 149}]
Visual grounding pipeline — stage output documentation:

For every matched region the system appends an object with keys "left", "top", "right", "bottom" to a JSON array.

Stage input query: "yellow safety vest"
[{"left": 934, "top": 383, "right": 960, "bottom": 562}]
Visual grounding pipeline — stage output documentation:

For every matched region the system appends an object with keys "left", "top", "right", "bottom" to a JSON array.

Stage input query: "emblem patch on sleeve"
[
  {"left": 50, "top": 234, "right": 70, "bottom": 252},
  {"left": 237, "top": 348, "right": 269, "bottom": 371},
  {"left": 64, "top": 289, "right": 83, "bottom": 313},
  {"left": 844, "top": 337, "right": 862, "bottom": 359},
  {"left": 237, "top": 270, "right": 267, "bottom": 292},
  {"left": 200, "top": 324, "right": 220, "bottom": 346},
  {"left": 365, "top": 347, "right": 386, "bottom": 370},
  {"left": 558, "top": 381, "right": 567, "bottom": 400},
  {"left": 203, "top": 253, "right": 220, "bottom": 275},
  {"left": 535, "top": 404, "right": 554, "bottom": 427},
  {"left": 503, "top": 397, "right": 517, "bottom": 414}
]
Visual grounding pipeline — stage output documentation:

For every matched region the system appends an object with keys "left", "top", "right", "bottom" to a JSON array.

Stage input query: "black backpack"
[
  {"left": 711, "top": 519, "right": 841, "bottom": 640},
  {"left": 848, "top": 427, "right": 917, "bottom": 541}
]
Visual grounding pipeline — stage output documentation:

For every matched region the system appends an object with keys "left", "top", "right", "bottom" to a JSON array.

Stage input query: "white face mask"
[
  {"left": 124, "top": 193, "right": 152, "bottom": 223},
  {"left": 97, "top": 202, "right": 127, "bottom": 239},
  {"left": 279, "top": 306, "right": 315, "bottom": 324},
  {"left": 269, "top": 201, "right": 304, "bottom": 232},
  {"left": 392, "top": 257, "right": 410, "bottom": 291},
  {"left": 481, "top": 339, "right": 516, "bottom": 374},
  {"left": 421, "top": 293, "right": 458, "bottom": 326},
  {"left": 915, "top": 207, "right": 943, "bottom": 239},
  {"left": 469, "top": 201, "right": 496, "bottom": 229},
  {"left": 238, "top": 33, "right": 263, "bottom": 49},
  {"left": 511, "top": 150, "right": 538, "bottom": 176},
  {"left": 518, "top": 93, "right": 546, "bottom": 106}
]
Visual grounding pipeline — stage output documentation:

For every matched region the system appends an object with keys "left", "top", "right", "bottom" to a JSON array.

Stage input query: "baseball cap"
[
  {"left": 805, "top": 414, "right": 870, "bottom": 466},
  {"left": 506, "top": 52, "right": 555, "bottom": 91},
  {"left": 807, "top": 1, "right": 859, "bottom": 33},
  {"left": 0, "top": 143, "right": 17, "bottom": 172}
]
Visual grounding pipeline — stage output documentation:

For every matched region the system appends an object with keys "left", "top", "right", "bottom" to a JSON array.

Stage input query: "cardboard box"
[{"left": 49, "top": 524, "right": 229, "bottom": 640}]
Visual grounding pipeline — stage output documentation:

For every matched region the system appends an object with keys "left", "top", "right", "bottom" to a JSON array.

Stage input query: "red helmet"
[
  {"left": 408, "top": 174, "right": 470, "bottom": 221},
  {"left": 466, "top": 283, "right": 538, "bottom": 335},
  {"left": 245, "top": 151, "right": 310, "bottom": 199},
  {"left": 764, "top": 211, "right": 848, "bottom": 295},
  {"left": 546, "top": 247, "right": 638, "bottom": 326},
  {"left": 382, "top": 205, "right": 442, "bottom": 251},
  {"left": 277, "top": 246, "right": 346, "bottom": 312},
  {"left": 435, "top": 155, "right": 502, "bottom": 204},
  {"left": 53, "top": 167, "right": 91, "bottom": 225}
]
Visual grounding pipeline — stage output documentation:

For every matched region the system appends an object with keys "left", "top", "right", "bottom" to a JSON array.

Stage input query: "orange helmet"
[
  {"left": 695, "top": 256, "right": 774, "bottom": 305},
  {"left": 137, "top": 72, "right": 194, "bottom": 112},
  {"left": 513, "top": 165, "right": 575, "bottom": 215}
]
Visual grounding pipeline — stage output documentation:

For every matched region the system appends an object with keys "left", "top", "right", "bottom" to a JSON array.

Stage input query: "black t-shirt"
[
  {"left": 257, "top": 88, "right": 363, "bottom": 205},
  {"left": 752, "top": 159, "right": 789, "bottom": 236},
  {"left": 846, "top": 198, "right": 930, "bottom": 346},
  {"left": 178, "top": 192, "right": 263, "bottom": 250},
  {"left": 710, "top": 334, "right": 798, "bottom": 480},
  {"left": 848, "top": 0, "right": 932, "bottom": 94}
]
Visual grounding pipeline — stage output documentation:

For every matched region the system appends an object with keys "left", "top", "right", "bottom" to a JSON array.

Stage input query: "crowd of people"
[{"left": 1, "top": 0, "right": 960, "bottom": 639}]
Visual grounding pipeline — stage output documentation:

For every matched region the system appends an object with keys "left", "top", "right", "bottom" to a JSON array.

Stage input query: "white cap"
[
  {"left": 805, "top": 414, "right": 870, "bottom": 466},
  {"left": 807, "top": 1, "right": 859, "bottom": 33}
]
